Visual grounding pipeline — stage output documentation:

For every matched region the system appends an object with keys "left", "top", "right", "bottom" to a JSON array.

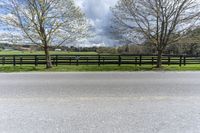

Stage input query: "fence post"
[
  {"left": 98, "top": 55, "right": 100, "bottom": 66},
  {"left": 139, "top": 55, "right": 142, "bottom": 66},
  {"left": 179, "top": 56, "right": 182, "bottom": 67},
  {"left": 69, "top": 57, "right": 72, "bottom": 65},
  {"left": 35, "top": 55, "right": 38, "bottom": 66},
  {"left": 168, "top": 56, "right": 171, "bottom": 66},
  {"left": 13, "top": 55, "right": 16, "bottom": 66},
  {"left": 118, "top": 55, "right": 121, "bottom": 66},
  {"left": 52, "top": 56, "right": 55, "bottom": 66},
  {"left": 56, "top": 55, "right": 58, "bottom": 66}
]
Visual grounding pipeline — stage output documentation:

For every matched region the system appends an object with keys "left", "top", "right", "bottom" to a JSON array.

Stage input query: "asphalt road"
[{"left": 0, "top": 72, "right": 200, "bottom": 133}]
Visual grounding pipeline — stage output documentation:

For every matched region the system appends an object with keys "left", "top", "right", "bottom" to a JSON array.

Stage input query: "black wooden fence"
[{"left": 0, "top": 54, "right": 200, "bottom": 66}]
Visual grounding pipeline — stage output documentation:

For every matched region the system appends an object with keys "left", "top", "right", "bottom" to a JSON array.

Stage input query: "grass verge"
[{"left": 0, "top": 64, "right": 200, "bottom": 72}]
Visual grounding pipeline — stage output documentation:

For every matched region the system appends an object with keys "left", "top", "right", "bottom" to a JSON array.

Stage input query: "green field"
[
  {"left": 0, "top": 64, "right": 199, "bottom": 72},
  {"left": 0, "top": 50, "right": 97, "bottom": 55},
  {"left": 0, "top": 50, "right": 199, "bottom": 72}
]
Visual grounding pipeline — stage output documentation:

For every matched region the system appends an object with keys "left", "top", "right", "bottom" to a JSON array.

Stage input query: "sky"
[
  {"left": 0, "top": 0, "right": 119, "bottom": 47},
  {"left": 74, "top": 0, "right": 119, "bottom": 47}
]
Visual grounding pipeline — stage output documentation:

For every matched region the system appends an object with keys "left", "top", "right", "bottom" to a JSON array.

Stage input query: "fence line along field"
[{"left": 0, "top": 53, "right": 200, "bottom": 67}]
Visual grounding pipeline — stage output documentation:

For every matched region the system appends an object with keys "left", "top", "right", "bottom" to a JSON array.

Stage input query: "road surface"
[{"left": 0, "top": 72, "right": 200, "bottom": 133}]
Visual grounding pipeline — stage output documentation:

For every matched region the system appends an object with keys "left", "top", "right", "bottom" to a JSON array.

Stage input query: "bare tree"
[
  {"left": 112, "top": 0, "right": 200, "bottom": 68},
  {"left": 0, "top": 0, "right": 88, "bottom": 68}
]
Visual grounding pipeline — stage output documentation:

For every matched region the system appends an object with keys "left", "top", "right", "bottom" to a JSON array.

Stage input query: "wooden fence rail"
[{"left": 0, "top": 54, "right": 199, "bottom": 66}]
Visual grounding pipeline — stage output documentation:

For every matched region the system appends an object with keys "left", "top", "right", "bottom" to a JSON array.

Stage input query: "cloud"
[
  {"left": 0, "top": 0, "right": 119, "bottom": 47},
  {"left": 75, "top": 0, "right": 119, "bottom": 47}
]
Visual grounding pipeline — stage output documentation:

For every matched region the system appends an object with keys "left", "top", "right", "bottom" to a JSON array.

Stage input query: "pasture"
[
  {"left": 0, "top": 50, "right": 97, "bottom": 55},
  {"left": 0, "top": 50, "right": 200, "bottom": 72}
]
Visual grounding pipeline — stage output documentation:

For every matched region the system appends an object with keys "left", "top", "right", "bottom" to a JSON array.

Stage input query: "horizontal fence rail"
[{"left": 0, "top": 54, "right": 199, "bottom": 66}]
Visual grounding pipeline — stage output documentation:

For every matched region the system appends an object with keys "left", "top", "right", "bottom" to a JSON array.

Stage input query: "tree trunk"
[
  {"left": 156, "top": 50, "right": 163, "bottom": 68},
  {"left": 44, "top": 45, "right": 52, "bottom": 69}
]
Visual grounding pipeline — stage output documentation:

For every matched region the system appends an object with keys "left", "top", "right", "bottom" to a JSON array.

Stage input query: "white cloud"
[
  {"left": 0, "top": 0, "right": 119, "bottom": 46},
  {"left": 75, "top": 0, "right": 119, "bottom": 46}
]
